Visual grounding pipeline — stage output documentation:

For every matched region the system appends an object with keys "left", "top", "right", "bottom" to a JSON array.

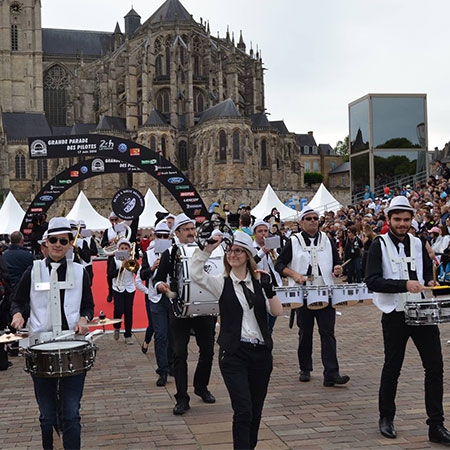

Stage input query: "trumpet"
[
  {"left": 104, "top": 224, "right": 132, "bottom": 256},
  {"left": 72, "top": 223, "right": 82, "bottom": 256},
  {"left": 117, "top": 242, "right": 140, "bottom": 289}
]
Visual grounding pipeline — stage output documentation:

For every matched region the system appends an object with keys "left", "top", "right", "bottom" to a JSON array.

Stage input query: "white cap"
[
  {"left": 109, "top": 212, "right": 119, "bottom": 219},
  {"left": 78, "top": 219, "right": 86, "bottom": 229},
  {"left": 69, "top": 219, "right": 78, "bottom": 228},
  {"left": 252, "top": 219, "right": 270, "bottom": 233},
  {"left": 38, "top": 230, "right": 48, "bottom": 245},
  {"left": 155, "top": 222, "right": 171, "bottom": 234},
  {"left": 174, "top": 213, "right": 195, "bottom": 231},
  {"left": 299, "top": 206, "right": 319, "bottom": 221},
  {"left": 47, "top": 217, "right": 73, "bottom": 238},
  {"left": 232, "top": 230, "right": 257, "bottom": 257},
  {"left": 117, "top": 238, "right": 131, "bottom": 248},
  {"left": 411, "top": 219, "right": 419, "bottom": 232},
  {"left": 384, "top": 196, "right": 416, "bottom": 215}
]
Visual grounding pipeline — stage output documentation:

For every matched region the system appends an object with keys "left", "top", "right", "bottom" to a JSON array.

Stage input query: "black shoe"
[
  {"left": 141, "top": 343, "right": 148, "bottom": 354},
  {"left": 156, "top": 374, "right": 167, "bottom": 387},
  {"left": 168, "top": 368, "right": 174, "bottom": 377},
  {"left": 323, "top": 374, "right": 350, "bottom": 386},
  {"left": 173, "top": 401, "right": 190, "bottom": 415},
  {"left": 107, "top": 294, "right": 112, "bottom": 303},
  {"left": 379, "top": 417, "right": 396, "bottom": 439},
  {"left": 194, "top": 389, "right": 216, "bottom": 403},
  {"left": 299, "top": 370, "right": 311, "bottom": 382},
  {"left": 429, "top": 424, "right": 450, "bottom": 445},
  {"left": 0, "top": 361, "right": 12, "bottom": 371}
]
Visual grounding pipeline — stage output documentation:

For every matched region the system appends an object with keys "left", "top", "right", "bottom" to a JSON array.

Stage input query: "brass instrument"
[
  {"left": 72, "top": 223, "right": 82, "bottom": 256},
  {"left": 103, "top": 224, "right": 132, "bottom": 256},
  {"left": 117, "top": 243, "right": 140, "bottom": 289},
  {"left": 268, "top": 249, "right": 278, "bottom": 264}
]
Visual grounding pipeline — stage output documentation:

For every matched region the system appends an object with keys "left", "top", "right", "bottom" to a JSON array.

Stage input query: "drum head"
[{"left": 31, "top": 341, "right": 87, "bottom": 351}]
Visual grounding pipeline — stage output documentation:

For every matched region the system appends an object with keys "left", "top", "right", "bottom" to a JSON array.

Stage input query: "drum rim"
[{"left": 29, "top": 340, "right": 89, "bottom": 350}]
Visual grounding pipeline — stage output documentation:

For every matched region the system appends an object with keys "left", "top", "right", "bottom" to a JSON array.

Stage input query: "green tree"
[
  {"left": 304, "top": 172, "right": 324, "bottom": 186},
  {"left": 335, "top": 135, "right": 349, "bottom": 162}
]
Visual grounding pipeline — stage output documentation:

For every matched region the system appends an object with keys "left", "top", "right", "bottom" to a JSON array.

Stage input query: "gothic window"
[
  {"left": 154, "top": 38, "right": 162, "bottom": 53},
  {"left": 155, "top": 54, "right": 163, "bottom": 77},
  {"left": 165, "top": 38, "right": 171, "bottom": 76},
  {"left": 37, "top": 159, "right": 48, "bottom": 180},
  {"left": 194, "top": 55, "right": 202, "bottom": 77},
  {"left": 11, "top": 25, "right": 18, "bottom": 51},
  {"left": 179, "top": 140, "right": 187, "bottom": 170},
  {"left": 15, "top": 154, "right": 26, "bottom": 179},
  {"left": 156, "top": 89, "right": 170, "bottom": 113},
  {"left": 161, "top": 136, "right": 167, "bottom": 159},
  {"left": 193, "top": 37, "right": 200, "bottom": 52},
  {"left": 276, "top": 159, "right": 280, "bottom": 170},
  {"left": 43, "top": 65, "right": 69, "bottom": 126},
  {"left": 219, "top": 131, "right": 227, "bottom": 161},
  {"left": 232, "top": 130, "right": 240, "bottom": 160},
  {"left": 179, "top": 45, "right": 185, "bottom": 66},
  {"left": 261, "top": 139, "right": 267, "bottom": 168},
  {"left": 150, "top": 135, "right": 156, "bottom": 152},
  {"left": 194, "top": 89, "right": 205, "bottom": 113}
]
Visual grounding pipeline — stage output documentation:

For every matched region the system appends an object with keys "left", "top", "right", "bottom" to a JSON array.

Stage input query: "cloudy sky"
[{"left": 42, "top": 0, "right": 450, "bottom": 150}]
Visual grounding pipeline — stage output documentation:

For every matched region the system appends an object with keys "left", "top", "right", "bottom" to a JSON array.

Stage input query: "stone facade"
[{"left": 0, "top": 0, "right": 346, "bottom": 215}]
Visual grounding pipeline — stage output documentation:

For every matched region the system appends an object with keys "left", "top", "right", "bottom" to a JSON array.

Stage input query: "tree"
[
  {"left": 304, "top": 172, "right": 324, "bottom": 186},
  {"left": 335, "top": 135, "right": 349, "bottom": 162}
]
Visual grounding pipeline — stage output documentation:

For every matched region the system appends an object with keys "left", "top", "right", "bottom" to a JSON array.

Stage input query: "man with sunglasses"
[
  {"left": 140, "top": 221, "right": 173, "bottom": 386},
  {"left": 153, "top": 213, "right": 216, "bottom": 415},
  {"left": 276, "top": 206, "right": 349, "bottom": 386},
  {"left": 10, "top": 217, "right": 94, "bottom": 450}
]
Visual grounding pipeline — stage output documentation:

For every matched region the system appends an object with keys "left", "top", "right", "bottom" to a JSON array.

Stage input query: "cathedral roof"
[
  {"left": 147, "top": 0, "right": 195, "bottom": 25},
  {"left": 143, "top": 109, "right": 169, "bottom": 128},
  {"left": 269, "top": 120, "right": 289, "bottom": 134},
  {"left": 249, "top": 112, "right": 271, "bottom": 129},
  {"left": 198, "top": 98, "right": 241, "bottom": 125},
  {"left": 96, "top": 116, "right": 127, "bottom": 131},
  {"left": 2, "top": 112, "right": 52, "bottom": 140},
  {"left": 51, "top": 126, "right": 72, "bottom": 136},
  {"left": 296, "top": 133, "right": 317, "bottom": 147},
  {"left": 125, "top": 8, "right": 141, "bottom": 18},
  {"left": 71, "top": 123, "right": 97, "bottom": 134},
  {"left": 42, "top": 29, "right": 113, "bottom": 57}
]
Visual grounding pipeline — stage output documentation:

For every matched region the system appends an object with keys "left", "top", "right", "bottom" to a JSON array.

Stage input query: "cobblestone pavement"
[{"left": 2, "top": 304, "right": 450, "bottom": 449}]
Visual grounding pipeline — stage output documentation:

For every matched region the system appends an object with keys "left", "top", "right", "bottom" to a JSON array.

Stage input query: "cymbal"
[
  {"left": 0, "top": 333, "right": 25, "bottom": 343},
  {"left": 87, "top": 317, "right": 122, "bottom": 327}
]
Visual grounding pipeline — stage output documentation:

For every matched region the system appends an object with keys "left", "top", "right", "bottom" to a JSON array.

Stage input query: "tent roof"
[
  {"left": 251, "top": 185, "right": 298, "bottom": 221},
  {"left": 308, "top": 183, "right": 343, "bottom": 214},
  {"left": 65, "top": 191, "right": 110, "bottom": 231},
  {"left": 138, "top": 188, "right": 168, "bottom": 229},
  {"left": 0, "top": 192, "right": 26, "bottom": 235}
]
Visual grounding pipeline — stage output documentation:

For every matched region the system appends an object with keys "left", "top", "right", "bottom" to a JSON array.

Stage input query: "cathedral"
[{"left": 0, "top": 0, "right": 344, "bottom": 215}]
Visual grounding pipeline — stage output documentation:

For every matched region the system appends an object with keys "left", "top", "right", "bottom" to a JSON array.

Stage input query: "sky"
[{"left": 41, "top": 0, "right": 450, "bottom": 150}]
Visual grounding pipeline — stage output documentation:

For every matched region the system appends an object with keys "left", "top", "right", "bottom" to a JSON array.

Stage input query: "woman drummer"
[{"left": 191, "top": 230, "right": 282, "bottom": 450}]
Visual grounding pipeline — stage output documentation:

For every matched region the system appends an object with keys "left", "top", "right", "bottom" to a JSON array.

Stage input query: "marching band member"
[
  {"left": 252, "top": 219, "right": 282, "bottom": 333},
  {"left": 140, "top": 221, "right": 172, "bottom": 386},
  {"left": 275, "top": 206, "right": 349, "bottom": 386},
  {"left": 78, "top": 220, "right": 98, "bottom": 286},
  {"left": 365, "top": 196, "right": 450, "bottom": 444},
  {"left": 191, "top": 231, "right": 282, "bottom": 450},
  {"left": 10, "top": 217, "right": 94, "bottom": 450},
  {"left": 107, "top": 238, "right": 136, "bottom": 345},
  {"left": 101, "top": 213, "right": 121, "bottom": 303},
  {"left": 153, "top": 213, "right": 216, "bottom": 415},
  {"left": 69, "top": 220, "right": 90, "bottom": 268}
]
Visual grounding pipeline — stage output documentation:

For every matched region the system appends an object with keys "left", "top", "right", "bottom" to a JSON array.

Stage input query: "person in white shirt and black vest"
[
  {"left": 10, "top": 217, "right": 94, "bottom": 450},
  {"left": 365, "top": 195, "right": 450, "bottom": 445},
  {"left": 191, "top": 230, "right": 283, "bottom": 450},
  {"left": 153, "top": 214, "right": 217, "bottom": 415},
  {"left": 275, "top": 206, "right": 350, "bottom": 386}
]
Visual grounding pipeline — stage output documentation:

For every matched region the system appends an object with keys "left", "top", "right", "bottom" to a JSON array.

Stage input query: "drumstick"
[
  {"left": 423, "top": 286, "right": 450, "bottom": 290},
  {"left": 341, "top": 259, "right": 352, "bottom": 268},
  {"left": 433, "top": 263, "right": 437, "bottom": 285}
]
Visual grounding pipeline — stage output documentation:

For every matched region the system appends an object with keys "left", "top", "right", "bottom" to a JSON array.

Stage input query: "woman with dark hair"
[
  {"left": 191, "top": 231, "right": 282, "bottom": 450},
  {"left": 361, "top": 224, "right": 375, "bottom": 279}
]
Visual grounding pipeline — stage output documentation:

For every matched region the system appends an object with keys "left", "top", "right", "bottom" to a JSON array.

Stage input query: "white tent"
[
  {"left": 138, "top": 188, "right": 168, "bottom": 229},
  {"left": 251, "top": 184, "right": 298, "bottom": 221},
  {"left": 66, "top": 191, "right": 110, "bottom": 231},
  {"left": 0, "top": 191, "right": 26, "bottom": 234},
  {"left": 308, "top": 183, "right": 343, "bottom": 214}
]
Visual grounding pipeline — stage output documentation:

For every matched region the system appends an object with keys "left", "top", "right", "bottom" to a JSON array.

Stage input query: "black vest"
[{"left": 218, "top": 276, "right": 273, "bottom": 353}]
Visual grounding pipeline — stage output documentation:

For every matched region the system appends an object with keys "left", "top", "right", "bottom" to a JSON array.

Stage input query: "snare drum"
[
  {"left": 24, "top": 340, "right": 96, "bottom": 378},
  {"left": 404, "top": 297, "right": 450, "bottom": 326},
  {"left": 356, "top": 283, "right": 373, "bottom": 305},
  {"left": 175, "top": 244, "right": 224, "bottom": 318},
  {"left": 331, "top": 284, "right": 359, "bottom": 307},
  {"left": 274, "top": 286, "right": 303, "bottom": 309},
  {"left": 305, "top": 285, "right": 330, "bottom": 310}
]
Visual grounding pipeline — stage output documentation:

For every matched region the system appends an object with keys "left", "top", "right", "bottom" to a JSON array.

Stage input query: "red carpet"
[{"left": 91, "top": 260, "right": 148, "bottom": 331}]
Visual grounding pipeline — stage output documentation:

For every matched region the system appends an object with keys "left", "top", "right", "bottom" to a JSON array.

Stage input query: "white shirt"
[{"left": 191, "top": 248, "right": 272, "bottom": 342}]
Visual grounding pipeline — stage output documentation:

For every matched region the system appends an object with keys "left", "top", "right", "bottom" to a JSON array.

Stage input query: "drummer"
[
  {"left": 10, "top": 217, "right": 94, "bottom": 450},
  {"left": 365, "top": 195, "right": 450, "bottom": 445},
  {"left": 275, "top": 206, "right": 350, "bottom": 386}
]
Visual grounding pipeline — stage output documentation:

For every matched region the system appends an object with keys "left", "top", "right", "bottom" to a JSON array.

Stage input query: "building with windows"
[{"left": 0, "top": 0, "right": 344, "bottom": 213}]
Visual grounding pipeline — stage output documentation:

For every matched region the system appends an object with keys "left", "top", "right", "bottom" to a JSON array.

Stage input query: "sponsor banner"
[
  {"left": 30, "top": 207, "right": 43, "bottom": 213},
  {"left": 70, "top": 171, "right": 79, "bottom": 177},
  {"left": 80, "top": 166, "right": 88, "bottom": 174},
  {"left": 185, "top": 204, "right": 203, "bottom": 209},
  {"left": 130, "top": 148, "right": 140, "bottom": 156},
  {"left": 33, "top": 202, "right": 46, "bottom": 207},
  {"left": 167, "top": 177, "right": 184, "bottom": 184},
  {"left": 59, "top": 179, "right": 72, "bottom": 184},
  {"left": 175, "top": 185, "right": 191, "bottom": 190},
  {"left": 179, "top": 192, "right": 196, "bottom": 197},
  {"left": 23, "top": 228, "right": 32, "bottom": 235},
  {"left": 195, "top": 216, "right": 207, "bottom": 223},
  {"left": 112, "top": 188, "right": 145, "bottom": 220},
  {"left": 40, "top": 195, "right": 53, "bottom": 201},
  {"left": 183, "top": 198, "right": 200, "bottom": 203}
]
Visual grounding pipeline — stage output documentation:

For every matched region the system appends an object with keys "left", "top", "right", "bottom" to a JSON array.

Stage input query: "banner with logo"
[
  {"left": 112, "top": 188, "right": 145, "bottom": 220},
  {"left": 23, "top": 134, "right": 208, "bottom": 232}
]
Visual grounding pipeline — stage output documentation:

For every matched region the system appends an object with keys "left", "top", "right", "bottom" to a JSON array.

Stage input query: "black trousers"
[
  {"left": 380, "top": 311, "right": 444, "bottom": 425},
  {"left": 113, "top": 290, "right": 135, "bottom": 338},
  {"left": 219, "top": 343, "right": 273, "bottom": 450},
  {"left": 85, "top": 265, "right": 93, "bottom": 286},
  {"left": 296, "top": 304, "right": 339, "bottom": 379},
  {"left": 169, "top": 313, "right": 216, "bottom": 402}
]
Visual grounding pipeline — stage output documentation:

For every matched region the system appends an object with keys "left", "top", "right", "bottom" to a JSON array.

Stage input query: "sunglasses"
[
  {"left": 226, "top": 248, "right": 246, "bottom": 255},
  {"left": 48, "top": 237, "right": 70, "bottom": 245},
  {"left": 304, "top": 217, "right": 319, "bottom": 221},
  {"left": 155, "top": 234, "right": 170, "bottom": 239}
]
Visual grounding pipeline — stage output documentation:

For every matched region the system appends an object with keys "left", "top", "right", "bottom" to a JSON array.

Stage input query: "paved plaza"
[{"left": 2, "top": 304, "right": 450, "bottom": 449}]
